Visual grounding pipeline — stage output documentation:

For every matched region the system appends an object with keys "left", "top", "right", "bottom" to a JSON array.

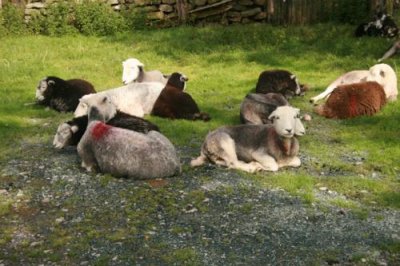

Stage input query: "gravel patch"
[{"left": 0, "top": 141, "right": 399, "bottom": 265}]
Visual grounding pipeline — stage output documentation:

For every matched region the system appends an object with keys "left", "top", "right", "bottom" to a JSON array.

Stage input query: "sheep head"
[
  {"left": 268, "top": 106, "right": 304, "bottom": 138},
  {"left": 87, "top": 96, "right": 117, "bottom": 122},
  {"left": 35, "top": 77, "right": 54, "bottom": 102},
  {"left": 167, "top": 72, "right": 188, "bottom": 91},
  {"left": 367, "top": 63, "right": 392, "bottom": 84},
  {"left": 53, "top": 123, "right": 79, "bottom": 149},
  {"left": 122, "top": 58, "right": 144, "bottom": 84},
  {"left": 74, "top": 94, "right": 93, "bottom": 117}
]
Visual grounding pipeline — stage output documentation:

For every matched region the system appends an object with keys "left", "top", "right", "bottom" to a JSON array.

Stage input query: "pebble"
[{"left": 55, "top": 217, "right": 65, "bottom": 224}]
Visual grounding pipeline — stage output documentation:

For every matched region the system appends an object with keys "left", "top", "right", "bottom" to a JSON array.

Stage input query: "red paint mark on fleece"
[
  {"left": 348, "top": 95, "right": 357, "bottom": 117},
  {"left": 91, "top": 122, "right": 111, "bottom": 140}
]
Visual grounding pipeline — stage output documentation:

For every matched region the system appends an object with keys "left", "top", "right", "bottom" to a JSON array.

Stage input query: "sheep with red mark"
[
  {"left": 310, "top": 63, "right": 398, "bottom": 103},
  {"left": 255, "top": 70, "right": 307, "bottom": 99},
  {"left": 36, "top": 76, "right": 96, "bottom": 112},
  {"left": 191, "top": 106, "right": 303, "bottom": 173},
  {"left": 77, "top": 104, "right": 180, "bottom": 179},
  {"left": 314, "top": 81, "right": 387, "bottom": 119},
  {"left": 53, "top": 105, "right": 159, "bottom": 149},
  {"left": 122, "top": 58, "right": 168, "bottom": 85},
  {"left": 151, "top": 73, "right": 211, "bottom": 121}
]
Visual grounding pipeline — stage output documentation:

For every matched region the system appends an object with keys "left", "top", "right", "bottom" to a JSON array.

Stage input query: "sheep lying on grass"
[
  {"left": 314, "top": 81, "right": 387, "bottom": 119},
  {"left": 151, "top": 73, "right": 211, "bottom": 121},
  {"left": 310, "top": 63, "right": 398, "bottom": 103},
  {"left": 36, "top": 76, "right": 96, "bottom": 112},
  {"left": 74, "top": 82, "right": 164, "bottom": 118},
  {"left": 191, "top": 106, "right": 304, "bottom": 173},
  {"left": 53, "top": 106, "right": 159, "bottom": 149},
  {"left": 77, "top": 103, "right": 180, "bottom": 179},
  {"left": 255, "top": 70, "right": 307, "bottom": 99},
  {"left": 122, "top": 58, "right": 168, "bottom": 85}
]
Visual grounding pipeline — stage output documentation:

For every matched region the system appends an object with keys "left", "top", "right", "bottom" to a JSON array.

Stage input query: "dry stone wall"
[{"left": 23, "top": 0, "right": 269, "bottom": 25}]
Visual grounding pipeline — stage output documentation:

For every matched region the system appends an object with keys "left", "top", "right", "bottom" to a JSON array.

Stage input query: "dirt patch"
[{"left": 0, "top": 141, "right": 399, "bottom": 264}]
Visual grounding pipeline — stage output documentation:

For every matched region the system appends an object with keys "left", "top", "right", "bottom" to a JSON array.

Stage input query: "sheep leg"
[
  {"left": 309, "top": 85, "right": 335, "bottom": 104},
  {"left": 277, "top": 156, "right": 301, "bottom": 168},
  {"left": 250, "top": 150, "right": 279, "bottom": 172}
]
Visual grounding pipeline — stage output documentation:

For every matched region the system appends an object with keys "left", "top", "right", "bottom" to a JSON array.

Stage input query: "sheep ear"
[
  {"left": 268, "top": 114, "right": 275, "bottom": 121},
  {"left": 380, "top": 70, "right": 385, "bottom": 77},
  {"left": 290, "top": 74, "right": 296, "bottom": 80},
  {"left": 71, "top": 125, "right": 79, "bottom": 133},
  {"left": 48, "top": 80, "right": 55, "bottom": 85}
]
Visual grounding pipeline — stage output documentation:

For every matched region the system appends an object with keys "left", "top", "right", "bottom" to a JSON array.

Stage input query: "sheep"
[
  {"left": 151, "top": 72, "right": 211, "bottom": 121},
  {"left": 53, "top": 110, "right": 159, "bottom": 149},
  {"left": 74, "top": 82, "right": 164, "bottom": 118},
  {"left": 239, "top": 92, "right": 305, "bottom": 136},
  {"left": 190, "top": 106, "right": 303, "bottom": 173},
  {"left": 378, "top": 40, "right": 400, "bottom": 62},
  {"left": 122, "top": 58, "right": 168, "bottom": 85},
  {"left": 36, "top": 76, "right": 96, "bottom": 112},
  {"left": 255, "top": 70, "right": 307, "bottom": 99},
  {"left": 77, "top": 120, "right": 181, "bottom": 179},
  {"left": 310, "top": 63, "right": 398, "bottom": 103},
  {"left": 314, "top": 81, "right": 386, "bottom": 119}
]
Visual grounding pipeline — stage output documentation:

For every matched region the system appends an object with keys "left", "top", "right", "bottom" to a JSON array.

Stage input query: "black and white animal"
[
  {"left": 77, "top": 104, "right": 180, "bottom": 179},
  {"left": 310, "top": 63, "right": 398, "bottom": 103},
  {"left": 255, "top": 70, "right": 307, "bottom": 99},
  {"left": 151, "top": 73, "right": 210, "bottom": 121},
  {"left": 53, "top": 110, "right": 159, "bottom": 149},
  {"left": 191, "top": 106, "right": 304, "bottom": 173},
  {"left": 74, "top": 82, "right": 164, "bottom": 118},
  {"left": 355, "top": 12, "right": 399, "bottom": 38},
  {"left": 378, "top": 40, "right": 400, "bottom": 62},
  {"left": 36, "top": 76, "right": 96, "bottom": 112},
  {"left": 122, "top": 58, "right": 169, "bottom": 85}
]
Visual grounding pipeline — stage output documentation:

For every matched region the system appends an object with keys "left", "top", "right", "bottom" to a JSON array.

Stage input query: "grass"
[{"left": 0, "top": 24, "right": 399, "bottom": 211}]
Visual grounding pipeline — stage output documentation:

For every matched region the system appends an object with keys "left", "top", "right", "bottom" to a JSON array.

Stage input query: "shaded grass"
[{"left": 0, "top": 24, "right": 399, "bottom": 209}]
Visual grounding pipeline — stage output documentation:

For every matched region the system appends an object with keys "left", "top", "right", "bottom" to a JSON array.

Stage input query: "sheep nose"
[{"left": 286, "top": 129, "right": 292, "bottom": 133}]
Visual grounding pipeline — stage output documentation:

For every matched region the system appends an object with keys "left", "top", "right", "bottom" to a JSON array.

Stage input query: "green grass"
[{"left": 0, "top": 24, "right": 399, "bottom": 209}]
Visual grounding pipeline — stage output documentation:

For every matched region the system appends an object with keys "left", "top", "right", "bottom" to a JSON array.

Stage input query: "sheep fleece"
[
  {"left": 78, "top": 122, "right": 180, "bottom": 179},
  {"left": 314, "top": 81, "right": 386, "bottom": 119}
]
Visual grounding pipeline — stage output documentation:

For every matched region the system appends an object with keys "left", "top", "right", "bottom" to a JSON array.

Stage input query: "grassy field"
[
  {"left": 1, "top": 24, "right": 399, "bottom": 208},
  {"left": 0, "top": 24, "right": 399, "bottom": 263}
]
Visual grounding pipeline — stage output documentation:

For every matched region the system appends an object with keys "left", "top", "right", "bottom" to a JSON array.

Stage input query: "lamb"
[
  {"left": 36, "top": 76, "right": 96, "bottom": 112},
  {"left": 314, "top": 81, "right": 387, "bottom": 119},
  {"left": 355, "top": 12, "right": 399, "bottom": 38},
  {"left": 74, "top": 82, "right": 164, "bottom": 118},
  {"left": 151, "top": 72, "right": 211, "bottom": 121},
  {"left": 255, "top": 70, "right": 307, "bottom": 99},
  {"left": 77, "top": 108, "right": 181, "bottom": 179},
  {"left": 122, "top": 58, "right": 168, "bottom": 85},
  {"left": 310, "top": 63, "right": 398, "bottom": 103},
  {"left": 53, "top": 110, "right": 159, "bottom": 149},
  {"left": 190, "top": 106, "right": 304, "bottom": 173}
]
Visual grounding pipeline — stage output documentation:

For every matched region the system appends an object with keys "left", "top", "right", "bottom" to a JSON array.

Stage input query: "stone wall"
[{"left": 23, "top": 0, "right": 269, "bottom": 25}]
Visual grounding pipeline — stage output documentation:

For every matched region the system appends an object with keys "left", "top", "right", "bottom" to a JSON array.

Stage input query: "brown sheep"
[
  {"left": 151, "top": 72, "right": 210, "bottom": 121},
  {"left": 314, "top": 81, "right": 387, "bottom": 119}
]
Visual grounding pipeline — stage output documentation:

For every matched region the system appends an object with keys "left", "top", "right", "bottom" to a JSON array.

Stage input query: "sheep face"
[
  {"left": 268, "top": 106, "right": 303, "bottom": 138},
  {"left": 74, "top": 94, "right": 93, "bottom": 117},
  {"left": 53, "top": 123, "right": 79, "bottom": 149},
  {"left": 122, "top": 58, "right": 144, "bottom": 85},
  {"left": 290, "top": 74, "right": 302, "bottom": 96},
  {"left": 36, "top": 78, "right": 53, "bottom": 102},
  {"left": 87, "top": 96, "right": 117, "bottom": 122},
  {"left": 167, "top": 72, "right": 188, "bottom": 91},
  {"left": 367, "top": 63, "right": 392, "bottom": 84}
]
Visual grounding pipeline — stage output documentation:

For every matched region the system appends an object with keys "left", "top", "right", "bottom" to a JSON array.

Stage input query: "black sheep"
[
  {"left": 355, "top": 12, "right": 399, "bottom": 38},
  {"left": 36, "top": 76, "right": 96, "bottom": 112},
  {"left": 53, "top": 111, "right": 159, "bottom": 149},
  {"left": 255, "top": 70, "right": 306, "bottom": 99}
]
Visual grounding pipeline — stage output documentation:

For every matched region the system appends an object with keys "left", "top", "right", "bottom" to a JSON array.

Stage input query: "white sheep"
[
  {"left": 190, "top": 106, "right": 304, "bottom": 173},
  {"left": 74, "top": 82, "right": 164, "bottom": 118},
  {"left": 122, "top": 58, "right": 168, "bottom": 85},
  {"left": 310, "top": 63, "right": 398, "bottom": 103}
]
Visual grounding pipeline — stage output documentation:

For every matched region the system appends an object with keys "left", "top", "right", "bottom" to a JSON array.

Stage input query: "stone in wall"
[
  {"left": 232, "top": 4, "right": 248, "bottom": 12},
  {"left": 159, "top": 4, "right": 173, "bottom": 12},
  {"left": 134, "top": 0, "right": 161, "bottom": 6},
  {"left": 238, "top": 0, "right": 253, "bottom": 6},
  {"left": 147, "top": 11, "right": 164, "bottom": 19},
  {"left": 254, "top": 0, "right": 265, "bottom": 6},
  {"left": 253, "top": 11, "right": 266, "bottom": 20},
  {"left": 241, "top": 7, "right": 261, "bottom": 17},
  {"left": 162, "top": 0, "right": 176, "bottom": 4}
]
